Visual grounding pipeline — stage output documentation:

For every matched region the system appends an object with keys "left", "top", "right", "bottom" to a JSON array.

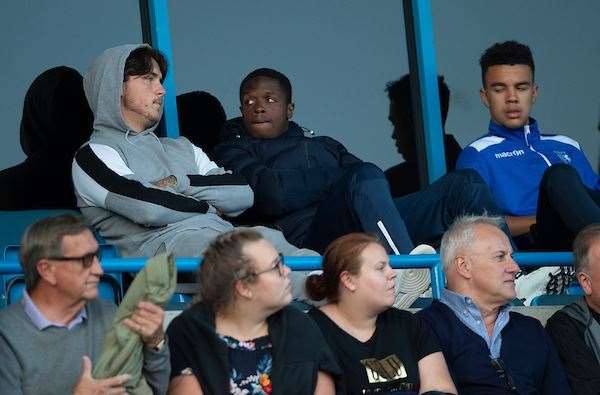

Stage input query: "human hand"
[
  {"left": 123, "top": 301, "right": 165, "bottom": 347},
  {"left": 151, "top": 175, "right": 177, "bottom": 189},
  {"left": 72, "top": 356, "right": 130, "bottom": 395}
]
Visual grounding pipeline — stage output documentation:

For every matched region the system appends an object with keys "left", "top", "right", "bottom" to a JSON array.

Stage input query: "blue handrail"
[{"left": 0, "top": 252, "right": 574, "bottom": 300}]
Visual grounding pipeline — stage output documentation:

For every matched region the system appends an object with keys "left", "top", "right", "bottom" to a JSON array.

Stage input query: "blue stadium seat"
[
  {"left": 566, "top": 284, "right": 584, "bottom": 295},
  {"left": 5, "top": 274, "right": 121, "bottom": 306},
  {"left": 0, "top": 209, "right": 123, "bottom": 308},
  {"left": 530, "top": 294, "right": 581, "bottom": 306}
]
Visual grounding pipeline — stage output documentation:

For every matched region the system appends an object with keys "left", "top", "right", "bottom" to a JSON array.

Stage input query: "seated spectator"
[
  {"left": 456, "top": 40, "right": 600, "bottom": 250},
  {"left": 166, "top": 229, "right": 340, "bottom": 394},
  {"left": 546, "top": 224, "right": 600, "bottom": 394},
  {"left": 0, "top": 66, "right": 93, "bottom": 210},
  {"left": 177, "top": 90, "right": 227, "bottom": 157},
  {"left": 214, "top": 68, "right": 508, "bottom": 256},
  {"left": 0, "top": 214, "right": 169, "bottom": 394},
  {"left": 385, "top": 75, "right": 462, "bottom": 197},
  {"left": 306, "top": 233, "right": 457, "bottom": 394},
  {"left": 418, "top": 215, "right": 571, "bottom": 394},
  {"left": 72, "top": 45, "right": 305, "bottom": 257}
]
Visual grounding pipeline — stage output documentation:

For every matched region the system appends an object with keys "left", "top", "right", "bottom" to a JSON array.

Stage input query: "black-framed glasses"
[
  {"left": 46, "top": 249, "right": 101, "bottom": 269},
  {"left": 242, "top": 253, "right": 285, "bottom": 279},
  {"left": 490, "top": 358, "right": 518, "bottom": 393}
]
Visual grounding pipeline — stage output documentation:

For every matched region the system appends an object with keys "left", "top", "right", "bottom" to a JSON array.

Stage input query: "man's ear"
[
  {"left": 36, "top": 259, "right": 57, "bottom": 286},
  {"left": 339, "top": 270, "right": 357, "bottom": 292},
  {"left": 531, "top": 83, "right": 539, "bottom": 104},
  {"left": 286, "top": 102, "right": 295, "bottom": 120},
  {"left": 235, "top": 279, "right": 253, "bottom": 300},
  {"left": 455, "top": 256, "right": 472, "bottom": 279},
  {"left": 578, "top": 272, "right": 592, "bottom": 296},
  {"left": 479, "top": 88, "right": 490, "bottom": 108}
]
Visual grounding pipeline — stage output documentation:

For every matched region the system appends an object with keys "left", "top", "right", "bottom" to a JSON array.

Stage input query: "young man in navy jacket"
[
  {"left": 456, "top": 40, "right": 600, "bottom": 250},
  {"left": 214, "top": 68, "right": 508, "bottom": 258}
]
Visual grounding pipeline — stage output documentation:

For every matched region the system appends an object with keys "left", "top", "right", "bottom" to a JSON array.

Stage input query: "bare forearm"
[{"left": 506, "top": 215, "right": 536, "bottom": 236}]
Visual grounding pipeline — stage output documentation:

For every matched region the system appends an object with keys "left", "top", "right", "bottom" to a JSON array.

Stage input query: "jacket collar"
[
  {"left": 223, "top": 117, "right": 305, "bottom": 140},
  {"left": 488, "top": 117, "right": 540, "bottom": 145}
]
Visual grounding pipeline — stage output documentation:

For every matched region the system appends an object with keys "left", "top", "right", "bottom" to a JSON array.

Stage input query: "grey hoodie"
[{"left": 72, "top": 44, "right": 302, "bottom": 257}]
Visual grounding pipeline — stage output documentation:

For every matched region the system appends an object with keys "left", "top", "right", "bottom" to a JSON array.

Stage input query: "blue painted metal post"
[
  {"left": 405, "top": 0, "right": 446, "bottom": 183},
  {"left": 147, "top": 0, "right": 180, "bottom": 138}
]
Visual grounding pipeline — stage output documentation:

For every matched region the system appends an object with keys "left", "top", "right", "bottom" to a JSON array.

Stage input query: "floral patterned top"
[{"left": 219, "top": 334, "right": 274, "bottom": 395}]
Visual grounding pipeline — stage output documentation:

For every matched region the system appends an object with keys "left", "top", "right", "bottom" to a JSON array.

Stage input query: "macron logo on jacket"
[
  {"left": 456, "top": 118, "right": 600, "bottom": 216},
  {"left": 495, "top": 149, "right": 525, "bottom": 159}
]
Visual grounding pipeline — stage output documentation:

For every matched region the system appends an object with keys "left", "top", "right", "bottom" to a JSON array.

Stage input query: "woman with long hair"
[
  {"left": 306, "top": 233, "right": 456, "bottom": 395},
  {"left": 167, "top": 229, "right": 339, "bottom": 395}
]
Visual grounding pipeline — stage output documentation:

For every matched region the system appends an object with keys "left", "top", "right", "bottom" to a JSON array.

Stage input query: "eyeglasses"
[
  {"left": 46, "top": 249, "right": 101, "bottom": 268},
  {"left": 490, "top": 358, "right": 518, "bottom": 393},
  {"left": 242, "top": 253, "right": 286, "bottom": 279}
]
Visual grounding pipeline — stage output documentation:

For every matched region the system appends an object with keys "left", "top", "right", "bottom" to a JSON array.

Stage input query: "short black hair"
[
  {"left": 239, "top": 68, "right": 292, "bottom": 104},
  {"left": 479, "top": 40, "right": 535, "bottom": 85},
  {"left": 386, "top": 74, "right": 450, "bottom": 127},
  {"left": 124, "top": 46, "right": 168, "bottom": 82}
]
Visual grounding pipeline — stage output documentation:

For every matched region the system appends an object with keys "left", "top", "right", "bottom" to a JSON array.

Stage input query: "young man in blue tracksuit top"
[{"left": 456, "top": 40, "right": 600, "bottom": 250}]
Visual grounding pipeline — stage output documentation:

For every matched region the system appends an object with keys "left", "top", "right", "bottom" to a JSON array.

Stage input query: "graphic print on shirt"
[{"left": 360, "top": 354, "right": 407, "bottom": 383}]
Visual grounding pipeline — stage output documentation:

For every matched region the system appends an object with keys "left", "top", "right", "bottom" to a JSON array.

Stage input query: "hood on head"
[
  {"left": 20, "top": 66, "right": 93, "bottom": 156},
  {"left": 83, "top": 44, "right": 161, "bottom": 135}
]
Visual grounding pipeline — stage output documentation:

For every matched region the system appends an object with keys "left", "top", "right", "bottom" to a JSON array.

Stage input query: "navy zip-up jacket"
[
  {"left": 456, "top": 118, "right": 599, "bottom": 216},
  {"left": 214, "top": 118, "right": 361, "bottom": 245}
]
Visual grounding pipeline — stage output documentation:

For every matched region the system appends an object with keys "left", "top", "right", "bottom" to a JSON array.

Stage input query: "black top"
[
  {"left": 309, "top": 307, "right": 440, "bottom": 395},
  {"left": 0, "top": 66, "right": 93, "bottom": 210},
  {"left": 545, "top": 305, "right": 600, "bottom": 395},
  {"left": 167, "top": 302, "right": 341, "bottom": 395}
]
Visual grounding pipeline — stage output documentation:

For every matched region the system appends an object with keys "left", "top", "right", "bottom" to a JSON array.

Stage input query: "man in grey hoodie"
[{"left": 72, "top": 44, "right": 304, "bottom": 258}]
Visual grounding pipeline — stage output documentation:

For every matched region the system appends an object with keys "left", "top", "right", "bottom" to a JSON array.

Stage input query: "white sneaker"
[
  {"left": 515, "top": 266, "right": 561, "bottom": 306},
  {"left": 394, "top": 244, "right": 435, "bottom": 309}
]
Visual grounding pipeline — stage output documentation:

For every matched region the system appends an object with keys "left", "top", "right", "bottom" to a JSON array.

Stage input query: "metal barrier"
[{"left": 0, "top": 252, "right": 575, "bottom": 302}]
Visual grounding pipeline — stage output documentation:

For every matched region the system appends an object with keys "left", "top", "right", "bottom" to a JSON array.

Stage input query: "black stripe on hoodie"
[
  {"left": 75, "top": 144, "right": 209, "bottom": 213},
  {"left": 188, "top": 174, "right": 248, "bottom": 187}
]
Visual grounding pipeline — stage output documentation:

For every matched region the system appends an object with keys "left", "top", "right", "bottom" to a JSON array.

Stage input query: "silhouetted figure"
[
  {"left": 385, "top": 75, "right": 462, "bottom": 197},
  {"left": 0, "top": 66, "right": 93, "bottom": 209},
  {"left": 176, "top": 91, "right": 226, "bottom": 156}
]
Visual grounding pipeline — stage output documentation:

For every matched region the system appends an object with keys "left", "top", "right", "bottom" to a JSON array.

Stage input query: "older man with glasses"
[
  {"left": 0, "top": 214, "right": 170, "bottom": 395},
  {"left": 418, "top": 215, "right": 571, "bottom": 394}
]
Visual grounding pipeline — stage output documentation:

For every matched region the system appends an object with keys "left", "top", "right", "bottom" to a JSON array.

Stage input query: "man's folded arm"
[
  {"left": 73, "top": 144, "right": 211, "bottom": 227},
  {"left": 214, "top": 144, "right": 343, "bottom": 217},
  {"left": 186, "top": 167, "right": 254, "bottom": 217}
]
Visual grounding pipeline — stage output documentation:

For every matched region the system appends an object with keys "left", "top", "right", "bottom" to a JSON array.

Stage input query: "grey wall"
[
  {"left": 2, "top": 0, "right": 598, "bottom": 172},
  {"left": 0, "top": 0, "right": 141, "bottom": 169},
  {"left": 432, "top": 0, "right": 600, "bottom": 167},
  {"left": 169, "top": 0, "right": 408, "bottom": 170}
]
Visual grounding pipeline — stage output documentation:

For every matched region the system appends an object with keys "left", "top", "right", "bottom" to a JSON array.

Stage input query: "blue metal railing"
[{"left": 0, "top": 252, "right": 575, "bottom": 301}]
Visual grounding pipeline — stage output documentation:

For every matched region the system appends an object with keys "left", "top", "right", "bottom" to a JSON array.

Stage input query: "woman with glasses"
[
  {"left": 167, "top": 229, "right": 340, "bottom": 395},
  {"left": 306, "top": 233, "right": 457, "bottom": 395}
]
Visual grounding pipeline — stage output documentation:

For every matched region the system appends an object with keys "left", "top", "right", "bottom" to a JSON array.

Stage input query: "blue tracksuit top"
[{"left": 456, "top": 118, "right": 599, "bottom": 216}]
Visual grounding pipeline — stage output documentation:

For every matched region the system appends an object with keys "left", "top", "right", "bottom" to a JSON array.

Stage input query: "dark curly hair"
[{"left": 479, "top": 40, "right": 534, "bottom": 85}]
